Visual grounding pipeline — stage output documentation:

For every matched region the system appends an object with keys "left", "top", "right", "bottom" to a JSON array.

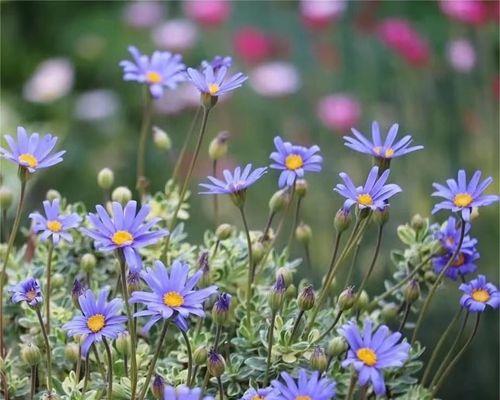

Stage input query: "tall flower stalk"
[{"left": 136, "top": 91, "right": 153, "bottom": 201}]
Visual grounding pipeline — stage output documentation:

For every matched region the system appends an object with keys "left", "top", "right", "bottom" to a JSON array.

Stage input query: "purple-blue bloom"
[
  {"left": 344, "top": 121, "right": 423, "bottom": 159},
  {"left": 63, "top": 288, "right": 127, "bottom": 356},
  {"left": 81, "top": 201, "right": 168, "bottom": 272},
  {"left": 269, "top": 136, "right": 322, "bottom": 188},
  {"left": 340, "top": 320, "right": 410, "bottom": 396},
  {"left": 459, "top": 275, "right": 500, "bottom": 313},
  {"left": 163, "top": 385, "right": 214, "bottom": 400},
  {"left": 241, "top": 386, "right": 280, "bottom": 400},
  {"left": 0, "top": 127, "right": 65, "bottom": 173},
  {"left": 333, "top": 166, "right": 402, "bottom": 211},
  {"left": 29, "top": 199, "right": 81, "bottom": 244},
  {"left": 9, "top": 277, "right": 43, "bottom": 308},
  {"left": 432, "top": 170, "right": 499, "bottom": 221},
  {"left": 432, "top": 216, "right": 477, "bottom": 254},
  {"left": 271, "top": 369, "right": 336, "bottom": 400},
  {"left": 186, "top": 65, "right": 247, "bottom": 97},
  {"left": 433, "top": 248, "right": 479, "bottom": 280},
  {"left": 119, "top": 46, "right": 186, "bottom": 98},
  {"left": 201, "top": 56, "right": 232, "bottom": 72},
  {"left": 129, "top": 260, "right": 217, "bottom": 333},
  {"left": 199, "top": 164, "right": 267, "bottom": 197}
]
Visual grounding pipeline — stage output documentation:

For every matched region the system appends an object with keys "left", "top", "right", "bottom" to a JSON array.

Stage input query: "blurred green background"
[{"left": 1, "top": 1, "right": 498, "bottom": 398}]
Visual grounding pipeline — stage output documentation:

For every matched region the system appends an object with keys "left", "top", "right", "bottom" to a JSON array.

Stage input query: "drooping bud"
[
  {"left": 298, "top": 284, "right": 315, "bottom": 311},
  {"left": 71, "top": 279, "right": 87, "bottom": 310},
  {"left": 295, "top": 223, "right": 312, "bottom": 245},
  {"left": 373, "top": 206, "right": 389, "bottom": 226},
  {"left": 80, "top": 253, "right": 96, "bottom": 274},
  {"left": 97, "top": 168, "right": 114, "bottom": 190},
  {"left": 212, "top": 293, "right": 232, "bottom": 326},
  {"left": 326, "top": 337, "right": 347, "bottom": 357},
  {"left": 208, "top": 131, "right": 230, "bottom": 160},
  {"left": 46, "top": 189, "right": 61, "bottom": 201},
  {"left": 153, "top": 126, "right": 172, "bottom": 151},
  {"left": 21, "top": 343, "right": 42, "bottom": 366},
  {"left": 127, "top": 271, "right": 142, "bottom": 294},
  {"left": 0, "top": 186, "right": 13, "bottom": 210},
  {"left": 252, "top": 241, "right": 265, "bottom": 264},
  {"left": 64, "top": 342, "right": 80, "bottom": 363},
  {"left": 410, "top": 214, "right": 425, "bottom": 230},
  {"left": 295, "top": 179, "right": 308, "bottom": 198},
  {"left": 355, "top": 290, "right": 369, "bottom": 311},
  {"left": 207, "top": 349, "right": 225, "bottom": 377},
  {"left": 115, "top": 331, "right": 131, "bottom": 356},
  {"left": 193, "top": 346, "right": 208, "bottom": 365},
  {"left": 151, "top": 373, "right": 165, "bottom": 399},
  {"left": 269, "top": 275, "right": 286, "bottom": 312},
  {"left": 275, "top": 267, "right": 293, "bottom": 287},
  {"left": 404, "top": 280, "right": 420, "bottom": 303},
  {"left": 310, "top": 346, "right": 327, "bottom": 372},
  {"left": 111, "top": 186, "right": 132, "bottom": 205},
  {"left": 338, "top": 287, "right": 356, "bottom": 311},
  {"left": 334, "top": 207, "right": 352, "bottom": 232},
  {"left": 215, "top": 224, "right": 233, "bottom": 240},
  {"left": 198, "top": 251, "right": 211, "bottom": 288},
  {"left": 381, "top": 303, "right": 399, "bottom": 322},
  {"left": 269, "top": 189, "right": 290, "bottom": 214}
]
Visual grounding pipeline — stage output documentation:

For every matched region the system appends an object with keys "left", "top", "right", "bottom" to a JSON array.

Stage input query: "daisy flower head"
[
  {"left": 29, "top": 199, "right": 81, "bottom": 245},
  {"left": 241, "top": 386, "right": 280, "bottom": 400},
  {"left": 333, "top": 166, "right": 402, "bottom": 212},
  {"left": 340, "top": 319, "right": 410, "bottom": 396},
  {"left": 0, "top": 126, "right": 65, "bottom": 174},
  {"left": 269, "top": 136, "right": 322, "bottom": 188},
  {"left": 10, "top": 277, "right": 43, "bottom": 308},
  {"left": 432, "top": 216, "right": 477, "bottom": 254},
  {"left": 271, "top": 368, "right": 336, "bottom": 400},
  {"left": 432, "top": 170, "right": 499, "bottom": 221},
  {"left": 199, "top": 164, "right": 267, "bottom": 207},
  {"left": 119, "top": 46, "right": 186, "bottom": 99},
  {"left": 201, "top": 55, "right": 232, "bottom": 72},
  {"left": 129, "top": 259, "right": 217, "bottom": 333},
  {"left": 459, "top": 275, "right": 500, "bottom": 313},
  {"left": 81, "top": 201, "right": 169, "bottom": 273},
  {"left": 433, "top": 246, "right": 479, "bottom": 280},
  {"left": 163, "top": 385, "right": 214, "bottom": 400},
  {"left": 63, "top": 288, "right": 127, "bottom": 356}
]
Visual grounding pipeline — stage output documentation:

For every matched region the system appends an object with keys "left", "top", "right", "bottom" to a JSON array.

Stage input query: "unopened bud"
[
  {"left": 285, "top": 284, "right": 297, "bottom": 300},
  {"left": 252, "top": 241, "right": 265, "bottom": 264},
  {"left": 80, "top": 253, "right": 96, "bottom": 274},
  {"left": 127, "top": 271, "right": 141, "bottom": 294},
  {"left": 334, "top": 207, "right": 351, "bottom": 232},
  {"left": 46, "top": 189, "right": 61, "bottom": 201},
  {"left": 424, "top": 270, "right": 437, "bottom": 283},
  {"left": 269, "top": 189, "right": 290, "bottom": 213},
  {"left": 355, "top": 290, "right": 369, "bottom": 311},
  {"left": 0, "top": 186, "right": 13, "bottom": 210},
  {"left": 338, "top": 287, "right": 356, "bottom": 311},
  {"left": 327, "top": 337, "right": 347, "bottom": 357},
  {"left": 269, "top": 275, "right": 286, "bottom": 312},
  {"left": 112, "top": 186, "right": 132, "bottom": 205},
  {"left": 193, "top": 346, "right": 208, "bottom": 365},
  {"left": 373, "top": 206, "right": 389, "bottom": 226},
  {"left": 295, "top": 179, "right": 308, "bottom": 198},
  {"left": 64, "top": 342, "right": 80, "bottom": 363},
  {"left": 410, "top": 214, "right": 425, "bottom": 230},
  {"left": 153, "top": 126, "right": 172, "bottom": 151},
  {"left": 207, "top": 349, "right": 225, "bottom": 377},
  {"left": 51, "top": 273, "right": 64, "bottom": 288},
  {"left": 212, "top": 293, "right": 232, "bottom": 325},
  {"left": 71, "top": 279, "right": 87, "bottom": 309},
  {"left": 21, "top": 343, "right": 42, "bottom": 366},
  {"left": 298, "top": 284, "right": 315, "bottom": 311},
  {"left": 381, "top": 303, "right": 399, "bottom": 322},
  {"left": 208, "top": 131, "right": 230, "bottom": 160},
  {"left": 152, "top": 374, "right": 165, "bottom": 399},
  {"left": 198, "top": 251, "right": 211, "bottom": 287},
  {"left": 215, "top": 224, "right": 233, "bottom": 240},
  {"left": 275, "top": 267, "right": 293, "bottom": 287},
  {"left": 310, "top": 346, "right": 327, "bottom": 372},
  {"left": 295, "top": 223, "right": 312, "bottom": 245},
  {"left": 97, "top": 168, "right": 114, "bottom": 190},
  {"left": 115, "top": 331, "right": 131, "bottom": 356},
  {"left": 404, "top": 280, "right": 420, "bottom": 303}
]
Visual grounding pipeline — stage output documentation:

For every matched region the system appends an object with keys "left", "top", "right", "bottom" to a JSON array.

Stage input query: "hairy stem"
[
  {"left": 103, "top": 338, "right": 113, "bottom": 400},
  {"left": 35, "top": 308, "right": 52, "bottom": 394},
  {"left": 136, "top": 91, "right": 153, "bottom": 201},
  {"left": 264, "top": 310, "right": 277, "bottom": 386},
  {"left": 45, "top": 242, "right": 54, "bottom": 332}
]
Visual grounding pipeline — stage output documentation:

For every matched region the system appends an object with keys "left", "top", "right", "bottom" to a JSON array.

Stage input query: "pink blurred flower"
[
  {"left": 123, "top": 1, "right": 165, "bottom": 28},
  {"left": 493, "top": 75, "right": 500, "bottom": 101},
  {"left": 439, "top": 0, "right": 489, "bottom": 25},
  {"left": 233, "top": 27, "right": 274, "bottom": 64},
  {"left": 249, "top": 62, "right": 301, "bottom": 98},
  {"left": 183, "top": 0, "right": 231, "bottom": 27},
  {"left": 317, "top": 94, "right": 361, "bottom": 133},
  {"left": 446, "top": 39, "right": 476, "bottom": 73},
  {"left": 23, "top": 58, "right": 74, "bottom": 103},
  {"left": 152, "top": 19, "right": 198, "bottom": 52},
  {"left": 300, "top": 0, "right": 347, "bottom": 29},
  {"left": 377, "top": 18, "right": 430, "bottom": 67}
]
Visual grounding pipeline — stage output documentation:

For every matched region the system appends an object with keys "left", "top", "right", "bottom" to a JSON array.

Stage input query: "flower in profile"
[
  {"left": 334, "top": 166, "right": 402, "bottom": 211},
  {"left": 29, "top": 199, "right": 81, "bottom": 244},
  {"left": 163, "top": 385, "right": 214, "bottom": 400},
  {"left": 119, "top": 46, "right": 186, "bottom": 98},
  {"left": 433, "top": 247, "right": 479, "bottom": 280},
  {"left": 344, "top": 122, "right": 423, "bottom": 162},
  {"left": 186, "top": 65, "right": 248, "bottom": 98},
  {"left": 81, "top": 201, "right": 168, "bottom": 272},
  {"left": 10, "top": 277, "right": 43, "bottom": 308},
  {"left": 129, "top": 260, "right": 217, "bottom": 333},
  {"left": 340, "top": 319, "right": 410, "bottom": 396},
  {"left": 432, "top": 216, "right": 477, "bottom": 253},
  {"left": 271, "top": 368, "right": 336, "bottom": 400},
  {"left": 241, "top": 386, "right": 280, "bottom": 400},
  {"left": 459, "top": 275, "right": 500, "bottom": 313},
  {"left": 431, "top": 170, "right": 499, "bottom": 221},
  {"left": 316, "top": 94, "right": 361, "bottom": 133},
  {"left": 1, "top": 127, "right": 65, "bottom": 173},
  {"left": 63, "top": 288, "right": 127, "bottom": 356},
  {"left": 199, "top": 164, "right": 267, "bottom": 207},
  {"left": 269, "top": 136, "right": 322, "bottom": 188},
  {"left": 201, "top": 56, "right": 232, "bottom": 72}
]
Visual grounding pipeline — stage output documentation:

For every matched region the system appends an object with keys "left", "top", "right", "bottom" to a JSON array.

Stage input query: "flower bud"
[
  {"left": 285, "top": 284, "right": 297, "bottom": 300},
  {"left": 193, "top": 346, "right": 208, "bottom": 365},
  {"left": 381, "top": 303, "right": 399, "bottom": 322},
  {"left": 269, "top": 275, "right": 286, "bottom": 312},
  {"left": 310, "top": 346, "right": 327, "bottom": 372},
  {"left": 298, "top": 284, "right": 315, "bottom": 311},
  {"left": 115, "top": 331, "right": 131, "bottom": 356},
  {"left": 207, "top": 349, "right": 225, "bottom": 377},
  {"left": 0, "top": 186, "right": 13, "bottom": 210},
  {"left": 112, "top": 186, "right": 132, "bottom": 205},
  {"left": 338, "top": 287, "right": 356, "bottom": 311},
  {"left": 152, "top": 373, "right": 165, "bottom": 399},
  {"left": 127, "top": 271, "right": 142, "bottom": 294},
  {"left": 80, "top": 253, "right": 96, "bottom": 274},
  {"left": 373, "top": 206, "right": 389, "bottom": 226},
  {"left": 212, "top": 293, "right": 232, "bottom": 325},
  {"left": 268, "top": 189, "right": 290, "bottom": 214},
  {"left": 424, "top": 270, "right": 437, "bottom": 284},
  {"left": 355, "top": 290, "right": 369, "bottom": 311},
  {"left": 198, "top": 251, "right": 211, "bottom": 288},
  {"left": 97, "top": 168, "right": 114, "bottom": 190},
  {"left": 410, "top": 214, "right": 425, "bottom": 230},
  {"left": 64, "top": 342, "right": 80, "bottom": 363},
  {"left": 51, "top": 273, "right": 64, "bottom": 289},
  {"left": 215, "top": 224, "right": 233, "bottom": 240},
  {"left": 45, "top": 189, "right": 61, "bottom": 201},
  {"left": 275, "top": 267, "right": 293, "bottom": 287},
  {"left": 21, "top": 343, "right": 42, "bottom": 366},
  {"left": 71, "top": 279, "right": 87, "bottom": 310},
  {"left": 326, "top": 337, "right": 347, "bottom": 357},
  {"left": 208, "top": 131, "right": 230, "bottom": 160},
  {"left": 153, "top": 126, "right": 172, "bottom": 151},
  {"left": 295, "top": 179, "right": 308, "bottom": 198},
  {"left": 252, "top": 241, "right": 265, "bottom": 264},
  {"left": 334, "top": 207, "right": 351, "bottom": 232},
  {"left": 404, "top": 279, "right": 420, "bottom": 303},
  {"left": 295, "top": 223, "right": 312, "bottom": 245}
]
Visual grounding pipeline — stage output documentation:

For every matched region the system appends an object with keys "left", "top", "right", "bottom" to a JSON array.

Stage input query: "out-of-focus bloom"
[
  {"left": 63, "top": 288, "right": 127, "bottom": 356},
  {"left": 81, "top": 201, "right": 168, "bottom": 272},
  {"left": 10, "top": 278, "right": 43, "bottom": 308},
  {"left": 316, "top": 94, "right": 361, "bottom": 133},
  {"left": 432, "top": 216, "right": 477, "bottom": 253},
  {"left": 300, "top": 0, "right": 347, "bottom": 29},
  {"left": 152, "top": 19, "right": 198, "bottom": 52},
  {"left": 29, "top": 199, "right": 81, "bottom": 244},
  {"left": 163, "top": 385, "right": 214, "bottom": 400},
  {"left": 119, "top": 46, "right": 186, "bottom": 99},
  {"left": 74, "top": 90, "right": 120, "bottom": 121},
  {"left": 377, "top": 18, "right": 430, "bottom": 67},
  {"left": 446, "top": 39, "right": 476, "bottom": 73},
  {"left": 186, "top": 65, "right": 248, "bottom": 97},
  {"left": 241, "top": 386, "right": 280, "bottom": 400},
  {"left": 271, "top": 369, "right": 336, "bottom": 400},
  {"left": 0, "top": 127, "right": 65, "bottom": 173},
  {"left": 431, "top": 170, "right": 499, "bottom": 221},
  {"left": 459, "top": 275, "right": 500, "bottom": 313},
  {"left": 433, "top": 246, "right": 479, "bottom": 280},
  {"left": 439, "top": 0, "right": 489, "bottom": 25},
  {"left": 123, "top": 1, "right": 165, "bottom": 28},
  {"left": 129, "top": 260, "right": 217, "bottom": 333},
  {"left": 249, "top": 62, "right": 301, "bottom": 98},
  {"left": 269, "top": 136, "right": 322, "bottom": 188},
  {"left": 344, "top": 121, "right": 423, "bottom": 160},
  {"left": 201, "top": 56, "right": 232, "bottom": 72},
  {"left": 183, "top": 0, "right": 231, "bottom": 27},
  {"left": 340, "top": 320, "right": 410, "bottom": 396},
  {"left": 23, "top": 58, "right": 74, "bottom": 103},
  {"left": 334, "top": 166, "right": 402, "bottom": 211},
  {"left": 233, "top": 27, "right": 274, "bottom": 64}
]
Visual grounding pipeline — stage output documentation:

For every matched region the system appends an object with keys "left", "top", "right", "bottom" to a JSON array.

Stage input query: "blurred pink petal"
[
  {"left": 123, "top": 1, "right": 165, "bottom": 28},
  {"left": 439, "top": 0, "right": 490, "bottom": 25},
  {"left": 446, "top": 39, "right": 476, "bottom": 73},
  {"left": 300, "top": 0, "right": 347, "bottom": 29},
  {"left": 23, "top": 58, "right": 74, "bottom": 103},
  {"left": 233, "top": 27, "right": 274, "bottom": 64},
  {"left": 183, "top": 0, "right": 231, "bottom": 27},
  {"left": 152, "top": 19, "right": 198, "bottom": 52},
  {"left": 249, "top": 62, "right": 301, "bottom": 98},
  {"left": 317, "top": 94, "right": 361, "bottom": 133}
]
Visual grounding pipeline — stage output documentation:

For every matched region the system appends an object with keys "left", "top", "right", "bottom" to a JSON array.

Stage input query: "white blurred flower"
[
  {"left": 446, "top": 39, "right": 476, "bottom": 73},
  {"left": 23, "top": 58, "right": 74, "bottom": 104},
  {"left": 123, "top": 1, "right": 165, "bottom": 28},
  {"left": 152, "top": 19, "right": 198, "bottom": 52},
  {"left": 74, "top": 90, "right": 120, "bottom": 121},
  {"left": 300, "top": 0, "right": 346, "bottom": 28},
  {"left": 317, "top": 93, "right": 361, "bottom": 133},
  {"left": 249, "top": 62, "right": 301, "bottom": 98}
]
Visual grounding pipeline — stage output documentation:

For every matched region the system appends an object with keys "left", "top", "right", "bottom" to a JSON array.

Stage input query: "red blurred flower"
[
  {"left": 299, "top": 0, "right": 347, "bottom": 30},
  {"left": 493, "top": 75, "right": 500, "bottom": 101},
  {"left": 183, "top": 0, "right": 231, "bottom": 27},
  {"left": 233, "top": 27, "right": 274, "bottom": 64},
  {"left": 439, "top": 0, "right": 490, "bottom": 25},
  {"left": 317, "top": 94, "right": 361, "bottom": 133}
]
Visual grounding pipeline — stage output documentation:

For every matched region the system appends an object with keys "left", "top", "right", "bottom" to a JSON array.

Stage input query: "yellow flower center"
[
  {"left": 46, "top": 220, "right": 62, "bottom": 233},
  {"left": 385, "top": 148, "right": 394, "bottom": 157},
  {"left": 453, "top": 193, "right": 473, "bottom": 208},
  {"left": 471, "top": 289, "right": 490, "bottom": 303},
  {"left": 285, "top": 154, "right": 304, "bottom": 170},
  {"left": 112, "top": 230, "right": 134, "bottom": 246},
  {"left": 18, "top": 153, "right": 38, "bottom": 168},
  {"left": 295, "top": 396, "right": 312, "bottom": 400},
  {"left": 208, "top": 83, "right": 220, "bottom": 95},
  {"left": 26, "top": 289, "right": 37, "bottom": 301},
  {"left": 452, "top": 253, "right": 465, "bottom": 267},
  {"left": 146, "top": 71, "right": 162, "bottom": 84},
  {"left": 357, "top": 193, "right": 373, "bottom": 206},
  {"left": 163, "top": 291, "right": 184, "bottom": 307},
  {"left": 87, "top": 314, "right": 105, "bottom": 333},
  {"left": 357, "top": 347, "right": 377, "bottom": 366},
  {"left": 252, "top": 396, "right": 265, "bottom": 400}
]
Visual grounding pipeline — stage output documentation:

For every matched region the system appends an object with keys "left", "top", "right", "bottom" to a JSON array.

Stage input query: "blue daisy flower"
[
  {"left": 241, "top": 386, "right": 280, "bottom": 400},
  {"left": 271, "top": 369, "right": 336, "bottom": 400},
  {"left": 187, "top": 65, "right": 247, "bottom": 97},
  {"left": 9, "top": 277, "right": 43, "bottom": 308},
  {"left": 459, "top": 275, "right": 500, "bottom": 313},
  {"left": 163, "top": 385, "right": 214, "bottom": 400}
]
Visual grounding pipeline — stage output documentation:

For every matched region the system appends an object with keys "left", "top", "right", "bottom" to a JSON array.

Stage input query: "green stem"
[
  {"left": 35, "top": 308, "right": 52, "bottom": 394},
  {"left": 45, "top": 242, "right": 54, "bottom": 332},
  {"left": 239, "top": 206, "right": 254, "bottom": 324},
  {"left": 217, "top": 377, "right": 224, "bottom": 400},
  {"left": 136, "top": 91, "right": 153, "bottom": 201},
  {"left": 316, "top": 310, "right": 343, "bottom": 343},
  {"left": 76, "top": 344, "right": 82, "bottom": 383},
  {"left": 83, "top": 353, "right": 90, "bottom": 395},
  {"left": 30, "top": 366, "right": 35, "bottom": 400},
  {"left": 343, "top": 239, "right": 361, "bottom": 288},
  {"left": 289, "top": 309, "right": 305, "bottom": 343},
  {"left": 261, "top": 211, "right": 276, "bottom": 241},
  {"left": 92, "top": 345, "right": 106, "bottom": 381},
  {"left": 212, "top": 159, "right": 219, "bottom": 227},
  {"left": 263, "top": 310, "right": 277, "bottom": 386},
  {"left": 397, "top": 301, "right": 412, "bottom": 331},
  {"left": 304, "top": 243, "right": 312, "bottom": 270},
  {"left": 286, "top": 193, "right": 302, "bottom": 250},
  {"left": 214, "top": 325, "right": 222, "bottom": 350},
  {"left": 346, "top": 373, "right": 357, "bottom": 400},
  {"left": 180, "top": 328, "right": 193, "bottom": 386},
  {"left": 172, "top": 106, "right": 201, "bottom": 183},
  {"left": 103, "top": 338, "right": 113, "bottom": 400}
]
